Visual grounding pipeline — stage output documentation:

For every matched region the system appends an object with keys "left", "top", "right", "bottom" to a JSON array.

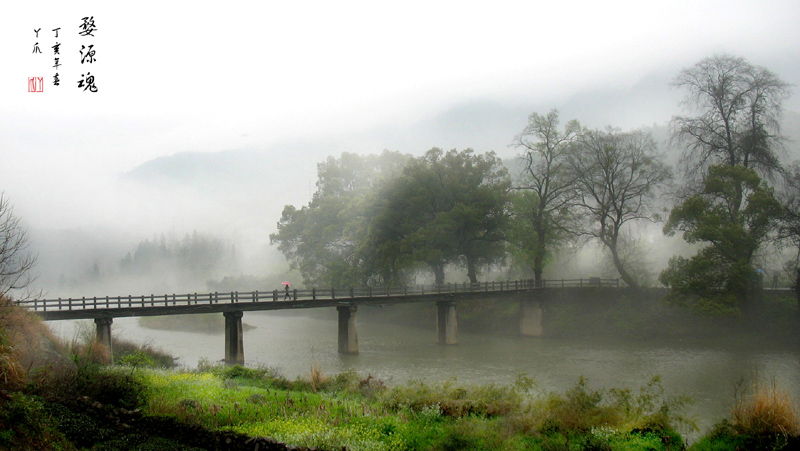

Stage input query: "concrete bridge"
[{"left": 17, "top": 278, "right": 621, "bottom": 365}]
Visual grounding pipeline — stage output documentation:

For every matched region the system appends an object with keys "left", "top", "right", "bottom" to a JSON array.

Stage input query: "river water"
[{"left": 49, "top": 308, "right": 800, "bottom": 441}]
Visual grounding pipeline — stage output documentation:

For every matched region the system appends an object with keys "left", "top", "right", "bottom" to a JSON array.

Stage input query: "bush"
[
  {"left": 0, "top": 392, "right": 75, "bottom": 451},
  {"left": 44, "top": 402, "right": 113, "bottom": 448},
  {"left": 691, "top": 420, "right": 800, "bottom": 451},
  {"left": 0, "top": 296, "right": 65, "bottom": 390},
  {"left": 525, "top": 376, "right": 692, "bottom": 448},
  {"left": 42, "top": 363, "right": 147, "bottom": 410},
  {"left": 80, "top": 366, "right": 147, "bottom": 409},
  {"left": 113, "top": 338, "right": 177, "bottom": 369},
  {"left": 732, "top": 377, "right": 799, "bottom": 436},
  {"left": 379, "top": 378, "right": 525, "bottom": 418}
]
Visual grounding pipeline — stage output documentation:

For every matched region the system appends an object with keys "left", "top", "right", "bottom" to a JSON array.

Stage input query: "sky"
[{"left": 2, "top": 0, "right": 800, "bottom": 289}]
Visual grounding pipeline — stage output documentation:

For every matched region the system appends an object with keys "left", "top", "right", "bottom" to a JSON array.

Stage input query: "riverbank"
[
  {"left": 3, "top": 359, "right": 798, "bottom": 451},
  {"left": 4, "top": 296, "right": 799, "bottom": 450}
]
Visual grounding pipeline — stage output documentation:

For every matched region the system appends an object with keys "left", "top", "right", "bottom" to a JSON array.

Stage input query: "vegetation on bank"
[{"left": 1, "top": 297, "right": 799, "bottom": 450}]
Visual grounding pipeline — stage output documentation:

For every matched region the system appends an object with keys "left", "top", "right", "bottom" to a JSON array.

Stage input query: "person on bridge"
[{"left": 284, "top": 284, "right": 290, "bottom": 300}]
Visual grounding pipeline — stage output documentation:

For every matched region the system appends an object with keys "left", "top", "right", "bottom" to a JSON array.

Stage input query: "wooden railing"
[{"left": 16, "top": 278, "right": 620, "bottom": 313}]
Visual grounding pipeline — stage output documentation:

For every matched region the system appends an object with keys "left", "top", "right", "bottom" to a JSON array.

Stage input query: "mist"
[{"left": 0, "top": 0, "right": 797, "bottom": 316}]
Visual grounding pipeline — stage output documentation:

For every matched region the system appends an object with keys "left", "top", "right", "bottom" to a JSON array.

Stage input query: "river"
[{"left": 48, "top": 307, "right": 800, "bottom": 441}]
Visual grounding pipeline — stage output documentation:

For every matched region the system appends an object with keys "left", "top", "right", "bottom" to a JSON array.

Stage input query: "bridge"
[{"left": 17, "top": 278, "right": 621, "bottom": 365}]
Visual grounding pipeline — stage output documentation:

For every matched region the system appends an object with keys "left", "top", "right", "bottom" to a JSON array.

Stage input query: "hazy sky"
[{"left": 2, "top": 0, "right": 800, "bottom": 236}]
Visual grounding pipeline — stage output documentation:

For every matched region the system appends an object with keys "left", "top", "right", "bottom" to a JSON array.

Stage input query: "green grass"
[{"left": 137, "top": 367, "right": 695, "bottom": 451}]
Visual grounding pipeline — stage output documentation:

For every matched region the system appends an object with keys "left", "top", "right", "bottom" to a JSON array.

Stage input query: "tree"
[
  {"left": 776, "top": 162, "right": 800, "bottom": 307},
  {"left": 0, "top": 194, "right": 36, "bottom": 299},
  {"left": 367, "top": 148, "right": 511, "bottom": 285},
  {"left": 270, "top": 151, "right": 410, "bottom": 287},
  {"left": 568, "top": 128, "right": 672, "bottom": 288},
  {"left": 660, "top": 165, "right": 782, "bottom": 315},
  {"left": 510, "top": 109, "right": 581, "bottom": 286},
  {"left": 671, "top": 54, "right": 792, "bottom": 184},
  {"left": 778, "top": 162, "right": 800, "bottom": 261}
]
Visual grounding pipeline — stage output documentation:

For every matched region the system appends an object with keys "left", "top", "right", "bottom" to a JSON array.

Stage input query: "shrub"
[
  {"left": 44, "top": 402, "right": 113, "bottom": 448},
  {"left": 526, "top": 376, "right": 692, "bottom": 448},
  {"left": 732, "top": 377, "right": 799, "bottom": 436},
  {"left": 0, "top": 392, "right": 75, "bottom": 451},
  {"left": 691, "top": 420, "right": 800, "bottom": 451},
  {"left": 113, "top": 338, "right": 177, "bottom": 369},
  {"left": 379, "top": 378, "right": 524, "bottom": 418},
  {"left": 0, "top": 296, "right": 66, "bottom": 389},
  {"left": 44, "top": 363, "right": 147, "bottom": 410}
]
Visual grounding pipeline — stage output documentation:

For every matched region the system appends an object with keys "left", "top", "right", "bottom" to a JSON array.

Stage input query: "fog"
[{"left": 2, "top": 1, "right": 800, "bottom": 298}]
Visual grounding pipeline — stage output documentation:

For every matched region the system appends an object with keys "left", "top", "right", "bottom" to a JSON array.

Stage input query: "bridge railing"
[
  {"left": 16, "top": 278, "right": 620, "bottom": 312},
  {"left": 541, "top": 278, "right": 620, "bottom": 288}
]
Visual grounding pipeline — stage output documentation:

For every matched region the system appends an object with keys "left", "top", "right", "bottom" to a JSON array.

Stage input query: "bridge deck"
[{"left": 17, "top": 278, "right": 620, "bottom": 320}]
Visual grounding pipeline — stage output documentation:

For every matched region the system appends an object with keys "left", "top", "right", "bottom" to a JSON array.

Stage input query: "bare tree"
[
  {"left": 510, "top": 109, "right": 581, "bottom": 286},
  {"left": 0, "top": 194, "right": 36, "bottom": 299},
  {"left": 671, "top": 54, "right": 792, "bottom": 184},
  {"left": 568, "top": 128, "right": 672, "bottom": 288}
]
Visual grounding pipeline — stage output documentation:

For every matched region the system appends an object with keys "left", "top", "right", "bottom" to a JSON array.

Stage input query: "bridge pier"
[
  {"left": 519, "top": 299, "right": 544, "bottom": 336},
  {"left": 337, "top": 305, "right": 359, "bottom": 355},
  {"left": 436, "top": 301, "right": 458, "bottom": 345},
  {"left": 94, "top": 316, "right": 113, "bottom": 360},
  {"left": 223, "top": 311, "right": 245, "bottom": 365}
]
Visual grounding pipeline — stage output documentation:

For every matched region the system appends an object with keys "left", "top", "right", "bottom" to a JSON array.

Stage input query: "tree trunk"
[
  {"left": 533, "top": 262, "right": 543, "bottom": 288},
  {"left": 609, "top": 242, "right": 638, "bottom": 289},
  {"left": 466, "top": 256, "right": 478, "bottom": 284},
  {"left": 795, "top": 269, "right": 800, "bottom": 311},
  {"left": 533, "top": 226, "right": 546, "bottom": 287},
  {"left": 430, "top": 262, "right": 445, "bottom": 286}
]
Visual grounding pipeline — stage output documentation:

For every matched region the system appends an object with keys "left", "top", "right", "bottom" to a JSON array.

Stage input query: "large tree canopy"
[
  {"left": 660, "top": 165, "right": 782, "bottom": 315},
  {"left": 271, "top": 148, "right": 509, "bottom": 287},
  {"left": 671, "top": 54, "right": 792, "bottom": 183},
  {"left": 269, "top": 151, "right": 410, "bottom": 287},
  {"left": 367, "top": 148, "right": 511, "bottom": 285}
]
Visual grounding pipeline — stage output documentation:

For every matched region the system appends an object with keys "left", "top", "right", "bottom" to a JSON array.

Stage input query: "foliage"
[
  {"left": 138, "top": 369, "right": 690, "bottom": 451},
  {"left": 661, "top": 165, "right": 782, "bottom": 314},
  {"left": 0, "top": 392, "right": 76, "bottom": 451},
  {"left": 113, "top": 337, "right": 177, "bottom": 369},
  {"left": 118, "top": 231, "right": 233, "bottom": 286},
  {"left": 509, "top": 110, "right": 581, "bottom": 286},
  {"left": 271, "top": 149, "right": 510, "bottom": 286},
  {"left": 367, "top": 148, "right": 511, "bottom": 284},
  {"left": 270, "top": 151, "right": 411, "bottom": 287},
  {"left": 691, "top": 419, "right": 800, "bottom": 451},
  {"left": 777, "top": 162, "right": 800, "bottom": 272},
  {"left": 534, "top": 376, "right": 695, "bottom": 437},
  {"left": 567, "top": 128, "right": 672, "bottom": 288},
  {"left": 378, "top": 377, "right": 527, "bottom": 418},
  {"left": 118, "top": 350, "right": 155, "bottom": 371},
  {"left": 60, "top": 364, "right": 147, "bottom": 410},
  {"left": 44, "top": 401, "right": 114, "bottom": 448}
]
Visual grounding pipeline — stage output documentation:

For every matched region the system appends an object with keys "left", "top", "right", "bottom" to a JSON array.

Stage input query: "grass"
[
  {"left": 136, "top": 364, "right": 696, "bottom": 451},
  {"left": 732, "top": 377, "right": 799, "bottom": 436},
  {"left": 1, "top": 296, "right": 798, "bottom": 450},
  {"left": 689, "top": 377, "right": 800, "bottom": 451}
]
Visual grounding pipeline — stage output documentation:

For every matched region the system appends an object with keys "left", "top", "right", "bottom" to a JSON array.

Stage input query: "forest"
[{"left": 270, "top": 55, "right": 799, "bottom": 317}]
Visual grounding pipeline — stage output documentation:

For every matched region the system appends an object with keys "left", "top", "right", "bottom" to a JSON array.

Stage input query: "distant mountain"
[{"left": 123, "top": 101, "right": 800, "bottom": 193}]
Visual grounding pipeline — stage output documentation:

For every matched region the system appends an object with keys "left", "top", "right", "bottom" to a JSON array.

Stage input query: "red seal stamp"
[{"left": 28, "top": 77, "right": 44, "bottom": 92}]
